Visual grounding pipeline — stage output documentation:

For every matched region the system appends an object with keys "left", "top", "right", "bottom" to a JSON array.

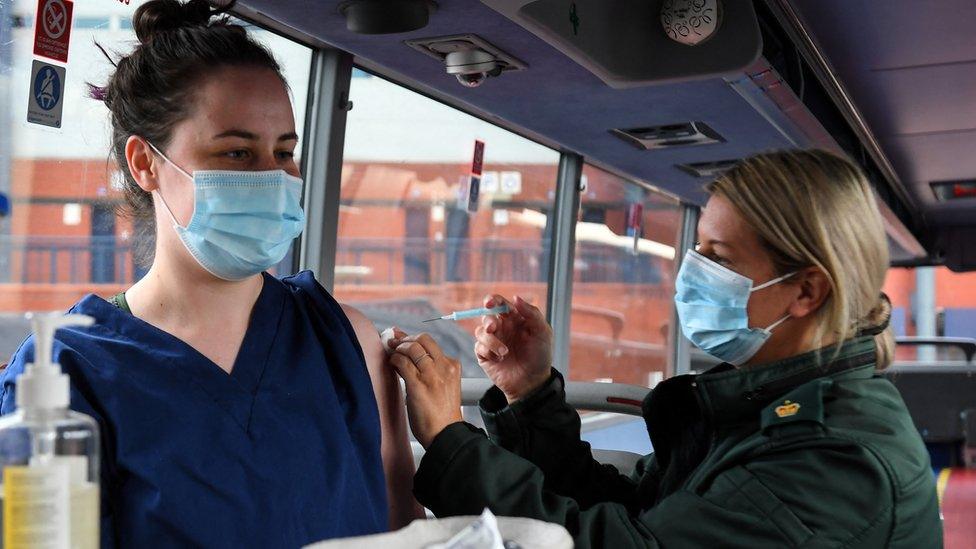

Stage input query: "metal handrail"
[
  {"left": 461, "top": 378, "right": 650, "bottom": 417},
  {"left": 895, "top": 337, "right": 976, "bottom": 363}
]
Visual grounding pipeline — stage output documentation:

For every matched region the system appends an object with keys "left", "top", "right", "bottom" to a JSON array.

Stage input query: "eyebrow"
[
  {"left": 213, "top": 129, "right": 299, "bottom": 142},
  {"left": 702, "top": 238, "right": 731, "bottom": 248}
]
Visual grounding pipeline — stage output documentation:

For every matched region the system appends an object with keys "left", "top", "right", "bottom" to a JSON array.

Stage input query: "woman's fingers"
[
  {"left": 483, "top": 294, "right": 509, "bottom": 310},
  {"left": 380, "top": 326, "right": 409, "bottom": 354},
  {"left": 474, "top": 325, "right": 508, "bottom": 360},
  {"left": 482, "top": 294, "right": 527, "bottom": 338},
  {"left": 484, "top": 294, "right": 522, "bottom": 319},
  {"left": 395, "top": 341, "right": 436, "bottom": 374},
  {"left": 481, "top": 314, "right": 499, "bottom": 334},
  {"left": 481, "top": 312, "right": 515, "bottom": 335},
  {"left": 388, "top": 352, "right": 420, "bottom": 384},
  {"left": 406, "top": 333, "right": 445, "bottom": 362},
  {"left": 475, "top": 341, "right": 503, "bottom": 363},
  {"left": 513, "top": 295, "right": 547, "bottom": 333}
]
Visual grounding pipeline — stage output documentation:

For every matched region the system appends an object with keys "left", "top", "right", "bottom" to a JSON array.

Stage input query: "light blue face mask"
[
  {"left": 149, "top": 143, "right": 305, "bottom": 281},
  {"left": 674, "top": 250, "right": 795, "bottom": 366}
]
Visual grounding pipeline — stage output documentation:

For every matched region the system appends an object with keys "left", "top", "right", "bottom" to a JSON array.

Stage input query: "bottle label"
[{"left": 3, "top": 464, "right": 70, "bottom": 549}]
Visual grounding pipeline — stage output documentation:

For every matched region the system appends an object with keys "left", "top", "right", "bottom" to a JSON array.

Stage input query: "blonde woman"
[{"left": 385, "top": 149, "right": 942, "bottom": 548}]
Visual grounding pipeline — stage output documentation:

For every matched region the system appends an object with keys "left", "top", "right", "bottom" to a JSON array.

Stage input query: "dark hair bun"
[{"left": 133, "top": 0, "right": 216, "bottom": 44}]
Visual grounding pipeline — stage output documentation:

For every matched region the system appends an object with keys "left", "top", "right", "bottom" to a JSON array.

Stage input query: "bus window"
[
  {"left": 334, "top": 70, "right": 560, "bottom": 378},
  {"left": 569, "top": 165, "right": 681, "bottom": 387},
  {"left": 0, "top": 1, "right": 311, "bottom": 360},
  {"left": 884, "top": 266, "right": 976, "bottom": 363},
  {"left": 568, "top": 166, "right": 679, "bottom": 456}
]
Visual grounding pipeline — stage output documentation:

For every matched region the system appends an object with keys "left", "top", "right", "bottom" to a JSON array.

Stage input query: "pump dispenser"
[{"left": 0, "top": 313, "right": 100, "bottom": 549}]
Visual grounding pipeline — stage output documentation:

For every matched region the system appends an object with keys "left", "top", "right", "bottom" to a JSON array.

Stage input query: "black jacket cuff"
[
  {"left": 478, "top": 369, "right": 564, "bottom": 451},
  {"left": 414, "top": 422, "right": 487, "bottom": 500}
]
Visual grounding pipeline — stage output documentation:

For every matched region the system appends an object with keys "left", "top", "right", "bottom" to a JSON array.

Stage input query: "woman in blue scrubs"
[{"left": 0, "top": 0, "right": 420, "bottom": 546}]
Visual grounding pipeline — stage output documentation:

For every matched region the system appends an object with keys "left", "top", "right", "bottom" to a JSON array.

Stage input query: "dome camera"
[
  {"left": 445, "top": 49, "right": 503, "bottom": 88},
  {"left": 454, "top": 72, "right": 488, "bottom": 88}
]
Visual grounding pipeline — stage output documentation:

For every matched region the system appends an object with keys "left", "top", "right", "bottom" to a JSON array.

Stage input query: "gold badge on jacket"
[{"left": 775, "top": 400, "right": 801, "bottom": 418}]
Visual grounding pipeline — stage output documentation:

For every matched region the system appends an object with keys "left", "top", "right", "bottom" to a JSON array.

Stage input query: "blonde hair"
[{"left": 708, "top": 149, "right": 894, "bottom": 368}]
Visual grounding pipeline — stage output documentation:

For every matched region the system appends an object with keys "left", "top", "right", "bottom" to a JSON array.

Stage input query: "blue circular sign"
[{"left": 33, "top": 66, "right": 61, "bottom": 112}]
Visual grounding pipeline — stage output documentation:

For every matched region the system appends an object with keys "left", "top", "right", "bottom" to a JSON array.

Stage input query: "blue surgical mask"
[
  {"left": 149, "top": 143, "right": 305, "bottom": 281},
  {"left": 674, "top": 250, "right": 795, "bottom": 366}
]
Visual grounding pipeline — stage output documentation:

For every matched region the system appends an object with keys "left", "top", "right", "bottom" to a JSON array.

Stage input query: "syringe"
[{"left": 423, "top": 303, "right": 510, "bottom": 322}]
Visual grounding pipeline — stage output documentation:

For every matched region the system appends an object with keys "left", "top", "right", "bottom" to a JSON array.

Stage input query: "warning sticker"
[
  {"left": 467, "top": 175, "right": 481, "bottom": 213},
  {"left": 500, "top": 171, "right": 522, "bottom": 195},
  {"left": 27, "top": 60, "right": 66, "bottom": 128},
  {"left": 471, "top": 140, "right": 485, "bottom": 176},
  {"left": 33, "top": 0, "right": 74, "bottom": 63}
]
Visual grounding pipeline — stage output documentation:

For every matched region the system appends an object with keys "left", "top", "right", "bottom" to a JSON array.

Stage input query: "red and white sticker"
[
  {"left": 33, "top": 0, "right": 74, "bottom": 63},
  {"left": 471, "top": 140, "right": 485, "bottom": 176},
  {"left": 627, "top": 203, "right": 643, "bottom": 232},
  {"left": 627, "top": 203, "right": 643, "bottom": 254}
]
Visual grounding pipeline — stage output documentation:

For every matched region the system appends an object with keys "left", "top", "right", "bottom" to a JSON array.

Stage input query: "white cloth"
[{"left": 304, "top": 513, "right": 573, "bottom": 549}]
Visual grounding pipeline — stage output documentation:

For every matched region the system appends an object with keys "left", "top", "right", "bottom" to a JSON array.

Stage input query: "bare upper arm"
[
  {"left": 338, "top": 303, "right": 407, "bottom": 450},
  {"left": 340, "top": 304, "right": 422, "bottom": 525},
  {"left": 339, "top": 305, "right": 398, "bottom": 404},
  {"left": 340, "top": 305, "right": 383, "bottom": 371}
]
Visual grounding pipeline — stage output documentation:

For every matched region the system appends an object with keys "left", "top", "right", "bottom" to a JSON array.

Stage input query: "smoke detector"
[{"left": 338, "top": 0, "right": 437, "bottom": 35}]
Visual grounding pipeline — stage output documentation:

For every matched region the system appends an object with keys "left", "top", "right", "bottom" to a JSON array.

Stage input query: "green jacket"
[{"left": 414, "top": 337, "right": 943, "bottom": 547}]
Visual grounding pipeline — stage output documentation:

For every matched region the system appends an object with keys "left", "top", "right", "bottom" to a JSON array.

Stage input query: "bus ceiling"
[{"left": 233, "top": 0, "right": 975, "bottom": 271}]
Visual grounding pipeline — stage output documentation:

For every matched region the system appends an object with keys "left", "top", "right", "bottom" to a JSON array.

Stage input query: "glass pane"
[
  {"left": 580, "top": 412, "right": 652, "bottom": 454},
  {"left": 74, "top": 17, "right": 111, "bottom": 30},
  {"left": 884, "top": 266, "right": 976, "bottom": 364},
  {"left": 893, "top": 344, "right": 969, "bottom": 363},
  {"left": 0, "top": 1, "right": 311, "bottom": 361},
  {"left": 335, "top": 70, "right": 560, "bottom": 379},
  {"left": 568, "top": 165, "right": 681, "bottom": 387}
]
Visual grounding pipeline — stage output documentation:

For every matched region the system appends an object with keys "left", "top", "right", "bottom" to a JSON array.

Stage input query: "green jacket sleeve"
[
  {"left": 414, "top": 422, "right": 657, "bottom": 548},
  {"left": 477, "top": 370, "right": 648, "bottom": 510},
  {"left": 413, "top": 371, "right": 907, "bottom": 547},
  {"left": 414, "top": 423, "right": 799, "bottom": 548},
  {"left": 414, "top": 423, "right": 909, "bottom": 548}
]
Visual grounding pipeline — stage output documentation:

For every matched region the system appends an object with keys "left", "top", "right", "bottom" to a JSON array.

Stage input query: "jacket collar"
[{"left": 694, "top": 336, "right": 879, "bottom": 428}]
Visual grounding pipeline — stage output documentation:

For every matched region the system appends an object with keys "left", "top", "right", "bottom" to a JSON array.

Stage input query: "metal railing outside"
[{"left": 1, "top": 235, "right": 670, "bottom": 286}]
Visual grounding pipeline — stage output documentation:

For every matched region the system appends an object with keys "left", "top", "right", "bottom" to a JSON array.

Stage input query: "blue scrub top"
[{"left": 0, "top": 271, "right": 389, "bottom": 547}]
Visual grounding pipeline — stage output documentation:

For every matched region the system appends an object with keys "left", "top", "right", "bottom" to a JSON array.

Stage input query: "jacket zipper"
[{"left": 691, "top": 380, "right": 718, "bottom": 464}]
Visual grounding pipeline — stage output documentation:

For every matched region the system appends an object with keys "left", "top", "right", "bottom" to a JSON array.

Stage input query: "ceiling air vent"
[
  {"left": 611, "top": 122, "right": 724, "bottom": 150},
  {"left": 404, "top": 34, "right": 527, "bottom": 73},
  {"left": 676, "top": 158, "right": 741, "bottom": 178},
  {"left": 931, "top": 180, "right": 976, "bottom": 202}
]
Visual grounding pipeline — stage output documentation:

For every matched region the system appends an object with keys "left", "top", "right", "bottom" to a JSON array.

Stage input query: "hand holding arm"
[{"left": 384, "top": 331, "right": 464, "bottom": 448}]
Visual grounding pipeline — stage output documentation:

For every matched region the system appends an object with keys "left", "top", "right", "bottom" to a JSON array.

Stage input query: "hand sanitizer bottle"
[{"left": 0, "top": 313, "right": 100, "bottom": 549}]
